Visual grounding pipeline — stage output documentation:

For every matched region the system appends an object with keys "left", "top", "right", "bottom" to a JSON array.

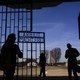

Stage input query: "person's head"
[
  {"left": 40, "top": 53, "right": 45, "bottom": 57},
  {"left": 67, "top": 43, "right": 72, "bottom": 49},
  {"left": 7, "top": 33, "right": 16, "bottom": 43}
]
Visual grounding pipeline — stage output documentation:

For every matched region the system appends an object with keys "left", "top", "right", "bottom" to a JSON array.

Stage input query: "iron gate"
[
  {"left": 0, "top": 4, "right": 32, "bottom": 45},
  {"left": 17, "top": 31, "right": 45, "bottom": 80},
  {"left": 0, "top": 5, "right": 45, "bottom": 80}
]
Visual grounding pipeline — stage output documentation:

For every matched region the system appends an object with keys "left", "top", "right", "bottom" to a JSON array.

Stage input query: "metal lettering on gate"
[{"left": 18, "top": 31, "right": 45, "bottom": 43}]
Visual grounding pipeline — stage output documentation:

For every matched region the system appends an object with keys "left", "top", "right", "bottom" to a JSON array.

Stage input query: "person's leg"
[
  {"left": 5, "top": 68, "right": 14, "bottom": 80},
  {"left": 68, "top": 66, "right": 72, "bottom": 80},
  {"left": 5, "top": 73, "right": 13, "bottom": 80},
  {"left": 39, "top": 67, "right": 42, "bottom": 77},
  {"left": 42, "top": 66, "right": 46, "bottom": 77},
  {"left": 73, "top": 69, "right": 79, "bottom": 80}
]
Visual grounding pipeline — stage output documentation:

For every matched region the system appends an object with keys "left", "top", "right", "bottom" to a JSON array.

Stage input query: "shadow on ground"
[
  {"left": 0, "top": 76, "right": 80, "bottom": 80},
  {"left": 16, "top": 76, "right": 69, "bottom": 80}
]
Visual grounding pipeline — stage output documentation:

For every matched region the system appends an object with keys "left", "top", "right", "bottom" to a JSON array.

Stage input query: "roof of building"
[{"left": 0, "top": 0, "right": 80, "bottom": 9}]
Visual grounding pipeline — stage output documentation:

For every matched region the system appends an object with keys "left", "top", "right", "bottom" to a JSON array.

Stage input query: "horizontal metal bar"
[
  {"left": 18, "top": 42, "right": 45, "bottom": 43},
  {"left": 2, "top": 19, "right": 6, "bottom": 21},
  {"left": 1, "top": 34, "right": 5, "bottom": 36},
  {"left": 19, "top": 31, "right": 45, "bottom": 34},
  {"left": 0, "top": 11, "right": 31, "bottom": 13},
  {"left": 27, "top": 50, "right": 37, "bottom": 51}
]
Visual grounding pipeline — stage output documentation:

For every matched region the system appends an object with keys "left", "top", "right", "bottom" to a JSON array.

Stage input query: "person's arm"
[
  {"left": 39, "top": 55, "right": 41, "bottom": 66},
  {"left": 75, "top": 49, "right": 79, "bottom": 57},
  {"left": 15, "top": 45, "right": 23, "bottom": 58},
  {"left": 65, "top": 50, "right": 68, "bottom": 59}
]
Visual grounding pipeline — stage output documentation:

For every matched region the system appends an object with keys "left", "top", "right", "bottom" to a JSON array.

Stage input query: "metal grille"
[
  {"left": 0, "top": 5, "right": 32, "bottom": 44},
  {"left": 0, "top": 4, "right": 45, "bottom": 80},
  {"left": 17, "top": 31, "right": 45, "bottom": 80}
]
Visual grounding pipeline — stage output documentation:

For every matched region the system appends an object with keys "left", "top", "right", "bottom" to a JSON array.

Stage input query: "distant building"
[
  {"left": 50, "top": 48, "right": 61, "bottom": 65},
  {"left": 50, "top": 50, "right": 55, "bottom": 65}
]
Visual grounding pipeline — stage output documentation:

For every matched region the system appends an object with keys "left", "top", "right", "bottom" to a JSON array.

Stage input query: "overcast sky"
[{"left": 32, "top": 2, "right": 80, "bottom": 62}]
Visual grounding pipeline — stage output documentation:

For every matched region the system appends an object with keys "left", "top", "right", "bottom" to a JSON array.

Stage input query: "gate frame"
[{"left": 17, "top": 31, "right": 45, "bottom": 80}]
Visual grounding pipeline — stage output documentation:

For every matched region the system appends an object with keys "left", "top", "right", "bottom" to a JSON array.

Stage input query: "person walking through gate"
[
  {"left": 65, "top": 43, "right": 79, "bottom": 80},
  {"left": 39, "top": 52, "right": 46, "bottom": 77},
  {"left": 1, "top": 33, "right": 23, "bottom": 80}
]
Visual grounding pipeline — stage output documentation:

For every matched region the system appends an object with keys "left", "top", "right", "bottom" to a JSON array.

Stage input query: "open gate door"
[{"left": 17, "top": 31, "right": 45, "bottom": 80}]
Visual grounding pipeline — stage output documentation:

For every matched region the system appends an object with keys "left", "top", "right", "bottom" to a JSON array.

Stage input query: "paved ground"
[
  {"left": 0, "top": 65, "right": 80, "bottom": 80},
  {"left": 0, "top": 76, "right": 80, "bottom": 80}
]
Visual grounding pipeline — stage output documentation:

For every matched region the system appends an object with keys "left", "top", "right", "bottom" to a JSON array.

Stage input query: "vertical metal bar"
[
  {"left": 20, "top": 9, "right": 24, "bottom": 80},
  {"left": 35, "top": 43, "right": 37, "bottom": 76},
  {"left": 22, "top": 6, "right": 23, "bottom": 31},
  {"left": 17, "top": 31, "right": 20, "bottom": 80},
  {"left": 1, "top": 5, "right": 5, "bottom": 79},
  {"left": 14, "top": 9, "right": 15, "bottom": 34},
  {"left": 30, "top": 2, "right": 33, "bottom": 79},
  {"left": 22, "top": 5, "right": 24, "bottom": 80},
  {"left": 16, "top": 6, "right": 20, "bottom": 80},
  {"left": 21, "top": 41, "right": 24, "bottom": 80},
  {"left": 10, "top": 7, "right": 11, "bottom": 34},
  {"left": 78, "top": 13, "right": 80, "bottom": 39},
  {"left": 31, "top": 43, "right": 32, "bottom": 78},
  {"left": 1, "top": 6, "right": 3, "bottom": 43},
  {"left": 5, "top": 6, "right": 7, "bottom": 41},
  {"left": 43, "top": 33, "right": 45, "bottom": 53},
  {"left": 39, "top": 39, "right": 41, "bottom": 54},
  {"left": 14, "top": 9, "right": 19, "bottom": 43},
  {"left": 22, "top": 43, "right": 24, "bottom": 80},
  {"left": 44, "top": 32, "right": 46, "bottom": 78},
  {"left": 26, "top": 9, "right": 27, "bottom": 31},
  {"left": 30, "top": 2, "right": 32, "bottom": 31},
  {"left": 39, "top": 42, "right": 41, "bottom": 79},
  {"left": 26, "top": 43, "right": 28, "bottom": 79},
  {"left": 0, "top": 6, "right": 1, "bottom": 44},
  {"left": 18, "top": 8, "right": 19, "bottom": 34}
]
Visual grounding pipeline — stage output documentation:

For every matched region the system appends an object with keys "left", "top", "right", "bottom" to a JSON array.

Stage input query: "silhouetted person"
[
  {"left": 65, "top": 43, "right": 79, "bottom": 80},
  {"left": 39, "top": 53, "right": 46, "bottom": 77},
  {"left": 1, "top": 33, "right": 23, "bottom": 80}
]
